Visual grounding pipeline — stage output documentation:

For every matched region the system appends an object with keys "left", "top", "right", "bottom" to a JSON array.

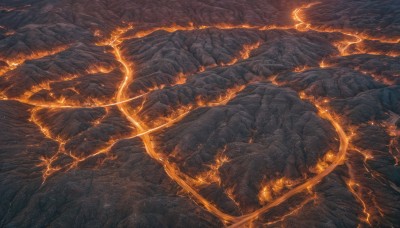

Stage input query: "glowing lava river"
[
  {"left": 101, "top": 23, "right": 352, "bottom": 226},
  {"left": 0, "top": 0, "right": 399, "bottom": 227}
]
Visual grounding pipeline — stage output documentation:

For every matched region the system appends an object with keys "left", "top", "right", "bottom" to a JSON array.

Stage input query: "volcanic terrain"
[{"left": 0, "top": 0, "right": 399, "bottom": 227}]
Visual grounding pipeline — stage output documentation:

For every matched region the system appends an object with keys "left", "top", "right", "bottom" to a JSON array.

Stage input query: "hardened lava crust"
[{"left": 0, "top": 0, "right": 399, "bottom": 227}]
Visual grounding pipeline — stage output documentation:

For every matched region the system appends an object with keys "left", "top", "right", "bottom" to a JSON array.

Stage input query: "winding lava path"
[
  {"left": 108, "top": 26, "right": 239, "bottom": 223},
  {"left": 3, "top": 2, "right": 397, "bottom": 109},
  {"left": 228, "top": 105, "right": 349, "bottom": 226},
  {"left": 3, "top": 1, "right": 397, "bottom": 226},
  {"left": 104, "top": 13, "right": 351, "bottom": 226}
]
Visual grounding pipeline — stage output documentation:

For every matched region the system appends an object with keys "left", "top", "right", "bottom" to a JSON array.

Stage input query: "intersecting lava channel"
[{"left": 0, "top": 2, "right": 399, "bottom": 227}]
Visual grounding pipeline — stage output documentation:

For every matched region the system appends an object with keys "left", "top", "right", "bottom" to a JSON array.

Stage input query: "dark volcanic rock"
[
  {"left": 330, "top": 86, "right": 400, "bottom": 124},
  {"left": 0, "top": 0, "right": 399, "bottom": 227},
  {"left": 276, "top": 67, "right": 385, "bottom": 98},
  {"left": 305, "top": 0, "right": 400, "bottom": 40},
  {"left": 157, "top": 83, "right": 337, "bottom": 212}
]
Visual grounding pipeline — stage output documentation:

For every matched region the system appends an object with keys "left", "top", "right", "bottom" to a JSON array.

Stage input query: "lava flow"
[
  {"left": 106, "top": 25, "right": 239, "bottom": 223},
  {"left": 1, "top": 0, "right": 399, "bottom": 227},
  {"left": 229, "top": 97, "right": 350, "bottom": 227},
  {"left": 99, "top": 22, "right": 351, "bottom": 227},
  {"left": 292, "top": 2, "right": 400, "bottom": 58}
]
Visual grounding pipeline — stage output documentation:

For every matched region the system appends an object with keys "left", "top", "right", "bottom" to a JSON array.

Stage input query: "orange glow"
[
  {"left": 269, "top": 74, "right": 282, "bottom": 86},
  {"left": 30, "top": 107, "right": 68, "bottom": 182},
  {"left": 258, "top": 177, "right": 296, "bottom": 204},
  {"left": 310, "top": 150, "right": 336, "bottom": 174},
  {"left": 257, "top": 151, "right": 335, "bottom": 207},
  {"left": 19, "top": 74, "right": 79, "bottom": 99},
  {"left": 104, "top": 25, "right": 237, "bottom": 222},
  {"left": 263, "top": 194, "right": 317, "bottom": 226},
  {"left": 205, "top": 85, "right": 246, "bottom": 107},
  {"left": 350, "top": 144, "right": 375, "bottom": 162},
  {"left": 292, "top": 3, "right": 319, "bottom": 31},
  {"left": 294, "top": 65, "right": 311, "bottom": 72},
  {"left": 291, "top": 2, "right": 397, "bottom": 57},
  {"left": 346, "top": 41, "right": 400, "bottom": 57},
  {"left": 229, "top": 92, "right": 350, "bottom": 227},
  {"left": 174, "top": 72, "right": 187, "bottom": 85},
  {"left": 9, "top": 2, "right": 394, "bottom": 225},
  {"left": 132, "top": 24, "right": 197, "bottom": 39},
  {"left": 193, "top": 153, "right": 229, "bottom": 186},
  {"left": 221, "top": 42, "right": 260, "bottom": 66},
  {"left": 129, "top": 23, "right": 283, "bottom": 40},
  {"left": 225, "top": 187, "right": 242, "bottom": 209},
  {"left": 37, "top": 154, "right": 63, "bottom": 182},
  {"left": 24, "top": 92, "right": 148, "bottom": 109},
  {"left": 319, "top": 60, "right": 331, "bottom": 68},
  {"left": 388, "top": 122, "right": 400, "bottom": 166},
  {"left": 2, "top": 2, "right": 395, "bottom": 110},
  {"left": 1, "top": 46, "right": 68, "bottom": 75},
  {"left": 346, "top": 179, "right": 372, "bottom": 225},
  {"left": 86, "top": 65, "right": 114, "bottom": 74}
]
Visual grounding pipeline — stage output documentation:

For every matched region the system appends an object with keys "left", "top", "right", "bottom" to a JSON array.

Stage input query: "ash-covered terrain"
[{"left": 0, "top": 0, "right": 399, "bottom": 227}]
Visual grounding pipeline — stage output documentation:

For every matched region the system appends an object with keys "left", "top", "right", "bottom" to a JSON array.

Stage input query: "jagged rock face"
[{"left": 0, "top": 0, "right": 399, "bottom": 227}]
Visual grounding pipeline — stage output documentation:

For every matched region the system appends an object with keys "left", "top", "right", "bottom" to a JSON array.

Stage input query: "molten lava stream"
[
  {"left": 13, "top": 91, "right": 149, "bottom": 109},
  {"left": 28, "top": 4, "right": 388, "bottom": 223},
  {"left": 30, "top": 107, "right": 67, "bottom": 182},
  {"left": 125, "top": 23, "right": 276, "bottom": 40},
  {"left": 106, "top": 21, "right": 354, "bottom": 226},
  {"left": 0, "top": 1, "right": 394, "bottom": 225},
  {"left": 229, "top": 98, "right": 350, "bottom": 227},
  {"left": 0, "top": 46, "right": 69, "bottom": 76},
  {"left": 292, "top": 2, "right": 398, "bottom": 57},
  {"left": 346, "top": 169, "right": 372, "bottom": 225},
  {"left": 108, "top": 27, "right": 237, "bottom": 223}
]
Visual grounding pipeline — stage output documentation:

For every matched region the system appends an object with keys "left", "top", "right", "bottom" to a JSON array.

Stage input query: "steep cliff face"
[{"left": 0, "top": 0, "right": 399, "bottom": 227}]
